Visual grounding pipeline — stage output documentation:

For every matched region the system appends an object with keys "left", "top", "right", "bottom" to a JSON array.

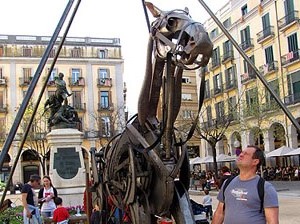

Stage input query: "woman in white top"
[{"left": 38, "top": 175, "right": 58, "bottom": 218}]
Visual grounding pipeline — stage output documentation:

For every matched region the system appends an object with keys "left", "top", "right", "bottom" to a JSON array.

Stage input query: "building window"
[
  {"left": 243, "top": 55, "right": 255, "bottom": 76},
  {"left": 213, "top": 73, "right": 222, "bottom": 91},
  {"left": 182, "top": 93, "right": 192, "bottom": 101},
  {"left": 215, "top": 101, "right": 225, "bottom": 120},
  {"left": 23, "top": 47, "right": 32, "bottom": 57},
  {"left": 47, "top": 68, "right": 57, "bottom": 84},
  {"left": 240, "top": 26, "right": 251, "bottom": 45},
  {"left": 265, "top": 45, "right": 274, "bottom": 64},
  {"left": 0, "top": 68, "right": 3, "bottom": 79},
  {"left": 262, "top": 13, "right": 270, "bottom": 30},
  {"left": 98, "top": 68, "right": 110, "bottom": 79},
  {"left": 266, "top": 79, "right": 279, "bottom": 104},
  {"left": 246, "top": 88, "right": 258, "bottom": 109},
  {"left": 183, "top": 110, "right": 192, "bottom": 119},
  {"left": 101, "top": 116, "right": 111, "bottom": 137},
  {"left": 49, "top": 48, "right": 56, "bottom": 58},
  {"left": 23, "top": 68, "right": 32, "bottom": 83},
  {"left": 287, "top": 71, "right": 300, "bottom": 102},
  {"left": 182, "top": 77, "right": 191, "bottom": 83},
  {"left": 206, "top": 105, "right": 212, "bottom": 122},
  {"left": 210, "top": 28, "right": 219, "bottom": 39},
  {"left": 100, "top": 91, "right": 109, "bottom": 109},
  {"left": 0, "top": 91, "right": 4, "bottom": 109},
  {"left": 98, "top": 50, "right": 106, "bottom": 59},
  {"left": 225, "top": 66, "right": 235, "bottom": 87},
  {"left": 287, "top": 33, "right": 298, "bottom": 52},
  {"left": 223, "top": 18, "right": 231, "bottom": 28},
  {"left": 71, "top": 48, "right": 81, "bottom": 58},
  {"left": 204, "top": 79, "right": 210, "bottom": 98},
  {"left": 211, "top": 47, "right": 220, "bottom": 67},
  {"left": 72, "top": 91, "right": 82, "bottom": 109},
  {"left": 241, "top": 4, "right": 248, "bottom": 16},
  {"left": 0, "top": 118, "right": 5, "bottom": 140},
  {"left": 71, "top": 68, "right": 81, "bottom": 83}
]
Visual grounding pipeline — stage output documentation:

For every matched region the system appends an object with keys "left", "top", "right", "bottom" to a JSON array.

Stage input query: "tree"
[
  {"left": 88, "top": 104, "right": 127, "bottom": 148},
  {"left": 20, "top": 100, "right": 50, "bottom": 176}
]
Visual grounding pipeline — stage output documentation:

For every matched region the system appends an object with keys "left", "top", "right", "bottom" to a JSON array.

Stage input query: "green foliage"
[
  {"left": 0, "top": 206, "right": 23, "bottom": 223},
  {"left": 0, "top": 181, "right": 5, "bottom": 191}
]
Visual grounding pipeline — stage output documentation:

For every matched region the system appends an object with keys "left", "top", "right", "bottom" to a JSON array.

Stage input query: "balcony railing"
[
  {"left": 257, "top": 26, "right": 275, "bottom": 43},
  {"left": 240, "top": 39, "right": 254, "bottom": 51},
  {"left": 0, "top": 104, "right": 8, "bottom": 113},
  {"left": 278, "top": 10, "right": 299, "bottom": 30},
  {"left": 98, "top": 103, "right": 114, "bottom": 111},
  {"left": 68, "top": 77, "right": 85, "bottom": 86},
  {"left": 259, "top": 61, "right": 278, "bottom": 75},
  {"left": 209, "top": 58, "right": 221, "bottom": 70},
  {"left": 19, "top": 77, "right": 33, "bottom": 86},
  {"left": 210, "top": 86, "right": 223, "bottom": 97},
  {"left": 281, "top": 49, "right": 300, "bottom": 67},
  {"left": 97, "top": 78, "right": 112, "bottom": 87},
  {"left": 241, "top": 72, "right": 256, "bottom": 83},
  {"left": 261, "top": 101, "right": 280, "bottom": 112},
  {"left": 47, "top": 80, "right": 56, "bottom": 86},
  {"left": 73, "top": 103, "right": 86, "bottom": 111},
  {"left": 284, "top": 92, "right": 300, "bottom": 105},
  {"left": 222, "top": 50, "right": 234, "bottom": 63},
  {"left": 0, "top": 77, "right": 7, "bottom": 86},
  {"left": 224, "top": 79, "right": 237, "bottom": 91}
]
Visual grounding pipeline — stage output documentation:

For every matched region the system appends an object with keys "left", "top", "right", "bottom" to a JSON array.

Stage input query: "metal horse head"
[
  {"left": 138, "top": 2, "right": 213, "bottom": 126},
  {"left": 146, "top": 2, "right": 213, "bottom": 67}
]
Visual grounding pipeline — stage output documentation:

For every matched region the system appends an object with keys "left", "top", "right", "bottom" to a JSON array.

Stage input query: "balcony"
[
  {"left": 97, "top": 78, "right": 112, "bottom": 87},
  {"left": 98, "top": 103, "right": 114, "bottom": 111},
  {"left": 284, "top": 92, "right": 300, "bottom": 105},
  {"left": 240, "top": 39, "right": 254, "bottom": 51},
  {"left": 209, "top": 58, "right": 221, "bottom": 71},
  {"left": 222, "top": 50, "right": 234, "bottom": 64},
  {"left": 278, "top": 11, "right": 299, "bottom": 31},
  {"left": 68, "top": 77, "right": 85, "bottom": 87},
  {"left": 47, "top": 80, "right": 56, "bottom": 87},
  {"left": 281, "top": 49, "right": 300, "bottom": 67},
  {"left": 0, "top": 104, "right": 8, "bottom": 113},
  {"left": 256, "top": 26, "right": 275, "bottom": 43},
  {"left": 73, "top": 103, "right": 86, "bottom": 112},
  {"left": 0, "top": 77, "right": 7, "bottom": 86},
  {"left": 261, "top": 101, "right": 280, "bottom": 112},
  {"left": 210, "top": 86, "right": 223, "bottom": 97},
  {"left": 241, "top": 72, "right": 256, "bottom": 83},
  {"left": 19, "top": 77, "right": 33, "bottom": 86},
  {"left": 259, "top": 61, "right": 278, "bottom": 75},
  {"left": 224, "top": 79, "right": 237, "bottom": 91}
]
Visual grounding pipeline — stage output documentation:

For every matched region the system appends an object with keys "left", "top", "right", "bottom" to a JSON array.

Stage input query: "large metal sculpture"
[{"left": 91, "top": 2, "right": 213, "bottom": 224}]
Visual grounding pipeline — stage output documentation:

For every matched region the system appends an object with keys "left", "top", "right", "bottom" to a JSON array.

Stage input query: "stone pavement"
[{"left": 189, "top": 181, "right": 300, "bottom": 224}]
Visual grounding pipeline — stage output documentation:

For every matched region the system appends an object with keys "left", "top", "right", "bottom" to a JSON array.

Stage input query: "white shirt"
[
  {"left": 203, "top": 195, "right": 212, "bottom": 206},
  {"left": 41, "top": 187, "right": 56, "bottom": 212}
]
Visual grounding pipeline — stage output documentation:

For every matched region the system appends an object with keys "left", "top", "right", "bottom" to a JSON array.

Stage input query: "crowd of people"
[{"left": 262, "top": 166, "right": 300, "bottom": 181}]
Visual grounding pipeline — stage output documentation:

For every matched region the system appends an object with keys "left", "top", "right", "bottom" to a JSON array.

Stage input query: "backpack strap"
[
  {"left": 257, "top": 177, "right": 265, "bottom": 213},
  {"left": 222, "top": 175, "right": 236, "bottom": 211}
]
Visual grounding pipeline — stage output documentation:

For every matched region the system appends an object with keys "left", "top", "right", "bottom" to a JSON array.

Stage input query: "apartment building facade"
[
  {"left": 0, "top": 34, "right": 125, "bottom": 184},
  {"left": 199, "top": 0, "right": 300, "bottom": 164}
]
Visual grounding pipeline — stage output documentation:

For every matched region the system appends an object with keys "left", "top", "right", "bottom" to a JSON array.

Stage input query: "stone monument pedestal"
[{"left": 47, "top": 128, "right": 86, "bottom": 207}]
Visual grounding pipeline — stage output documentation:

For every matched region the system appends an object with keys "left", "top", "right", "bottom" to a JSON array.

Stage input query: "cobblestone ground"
[{"left": 189, "top": 181, "right": 300, "bottom": 224}]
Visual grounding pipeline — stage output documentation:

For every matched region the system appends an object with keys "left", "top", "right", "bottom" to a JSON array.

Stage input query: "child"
[
  {"left": 90, "top": 204, "right": 102, "bottom": 224},
  {"left": 202, "top": 189, "right": 213, "bottom": 220},
  {"left": 53, "top": 197, "right": 70, "bottom": 224}
]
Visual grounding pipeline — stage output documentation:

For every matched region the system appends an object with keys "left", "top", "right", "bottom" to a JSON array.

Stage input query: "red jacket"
[{"left": 53, "top": 207, "right": 70, "bottom": 222}]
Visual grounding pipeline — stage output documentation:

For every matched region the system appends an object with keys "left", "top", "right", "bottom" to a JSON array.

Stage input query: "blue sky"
[{"left": 0, "top": 0, "right": 227, "bottom": 114}]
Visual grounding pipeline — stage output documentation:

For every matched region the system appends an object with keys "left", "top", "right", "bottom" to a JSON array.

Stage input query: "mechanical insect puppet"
[{"left": 90, "top": 2, "right": 213, "bottom": 224}]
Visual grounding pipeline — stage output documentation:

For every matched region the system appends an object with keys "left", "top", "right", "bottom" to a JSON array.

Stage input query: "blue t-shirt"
[{"left": 217, "top": 175, "right": 278, "bottom": 224}]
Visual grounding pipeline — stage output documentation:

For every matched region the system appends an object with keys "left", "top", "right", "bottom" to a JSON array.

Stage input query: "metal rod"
[
  {"left": 197, "top": 0, "right": 300, "bottom": 132},
  {"left": 141, "top": 0, "right": 151, "bottom": 32},
  {"left": 0, "top": 0, "right": 80, "bottom": 206},
  {"left": 0, "top": 0, "right": 75, "bottom": 168}
]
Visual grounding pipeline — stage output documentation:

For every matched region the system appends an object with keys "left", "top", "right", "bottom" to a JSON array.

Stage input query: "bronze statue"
[
  {"left": 91, "top": 2, "right": 213, "bottom": 224},
  {"left": 55, "top": 72, "right": 72, "bottom": 105},
  {"left": 44, "top": 72, "right": 79, "bottom": 129}
]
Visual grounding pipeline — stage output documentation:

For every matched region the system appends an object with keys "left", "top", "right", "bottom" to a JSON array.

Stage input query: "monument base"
[{"left": 47, "top": 128, "right": 86, "bottom": 206}]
